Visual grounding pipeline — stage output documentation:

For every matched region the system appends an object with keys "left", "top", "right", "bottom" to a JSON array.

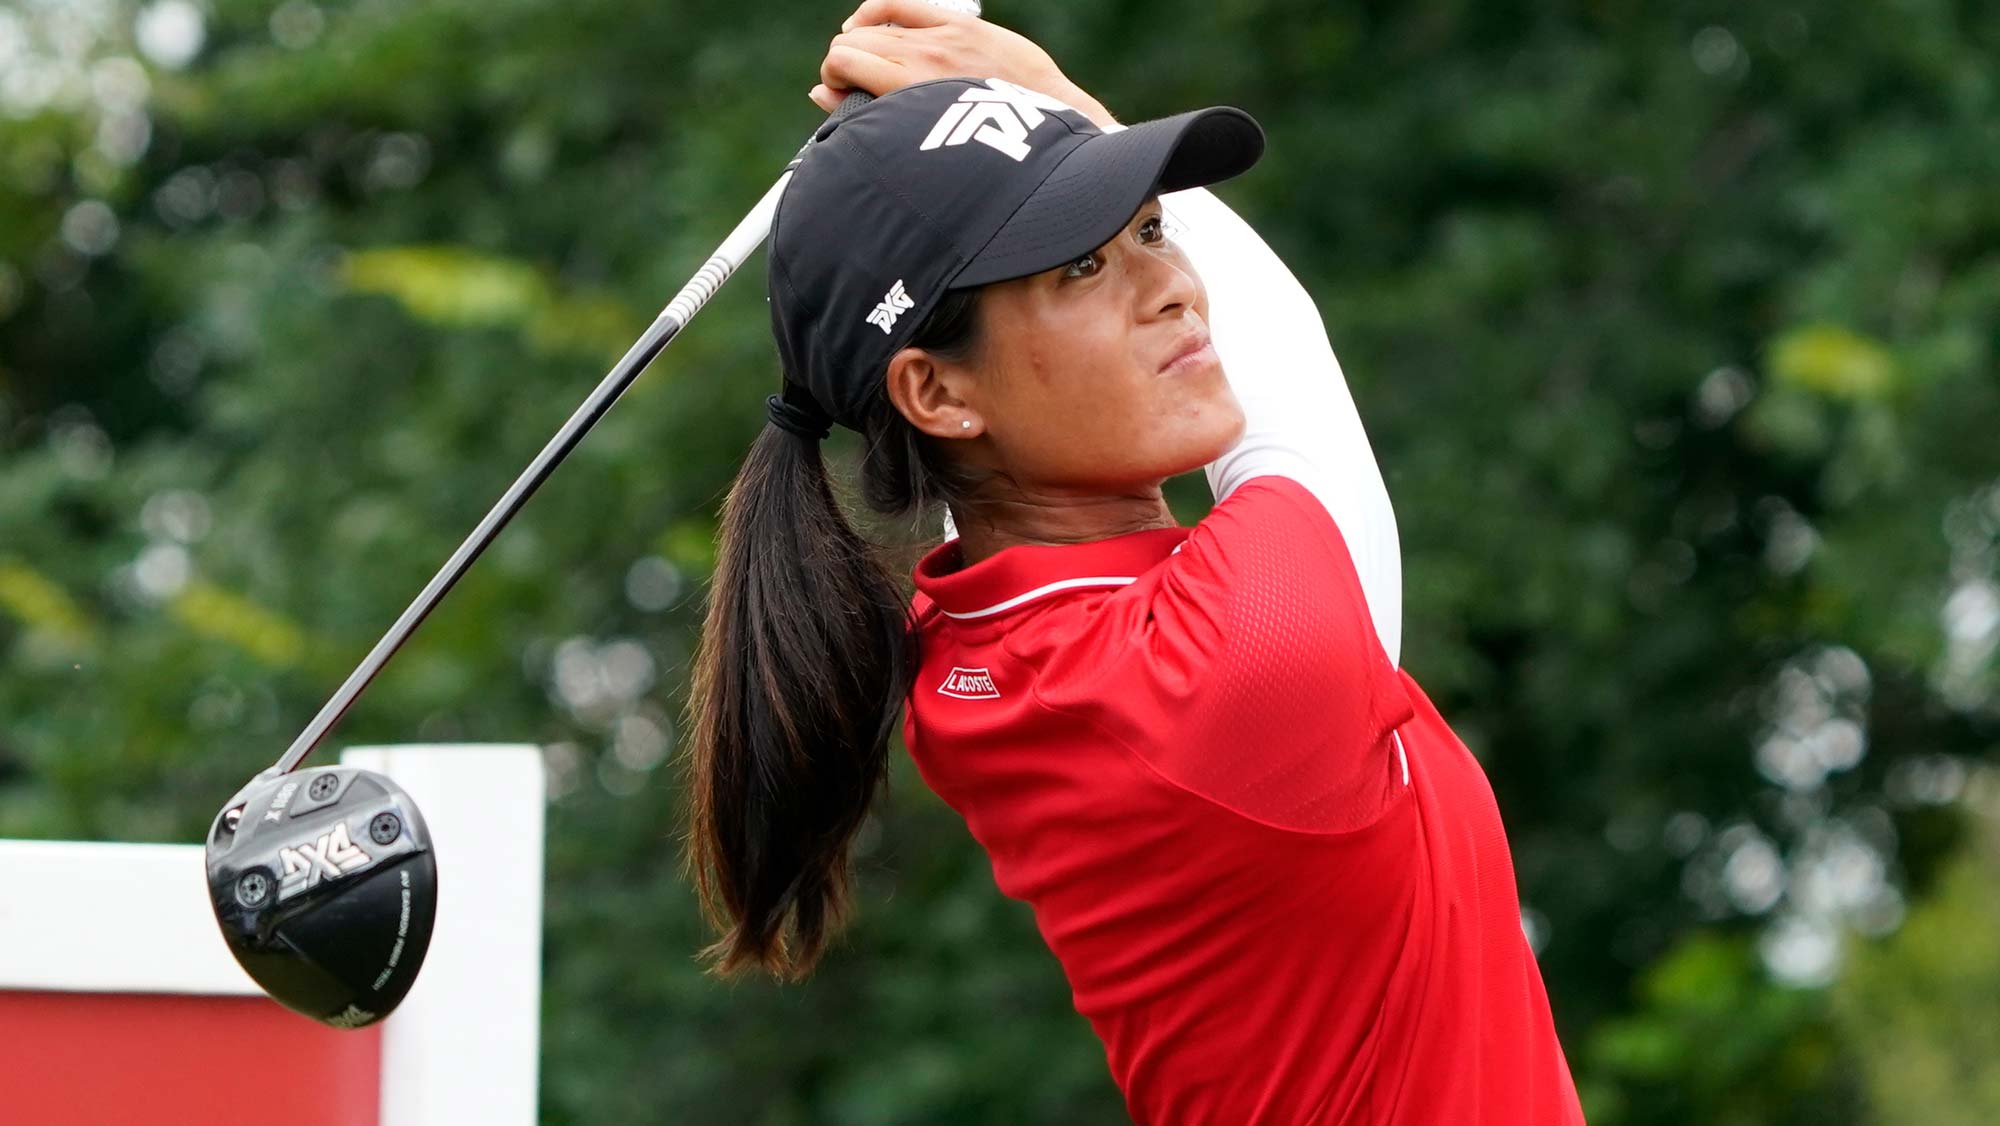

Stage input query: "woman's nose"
[{"left": 1141, "top": 252, "right": 1200, "bottom": 319}]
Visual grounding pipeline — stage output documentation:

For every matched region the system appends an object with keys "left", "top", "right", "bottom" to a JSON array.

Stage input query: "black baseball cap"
[{"left": 765, "top": 77, "right": 1265, "bottom": 438}]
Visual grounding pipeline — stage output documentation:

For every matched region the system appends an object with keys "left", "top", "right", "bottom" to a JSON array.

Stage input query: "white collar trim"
[{"left": 939, "top": 576, "right": 1138, "bottom": 620}]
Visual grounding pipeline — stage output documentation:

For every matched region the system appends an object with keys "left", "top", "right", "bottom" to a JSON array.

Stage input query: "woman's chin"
[
  {"left": 1190, "top": 391, "right": 1248, "bottom": 462},
  {"left": 1159, "top": 415, "right": 1249, "bottom": 480}
]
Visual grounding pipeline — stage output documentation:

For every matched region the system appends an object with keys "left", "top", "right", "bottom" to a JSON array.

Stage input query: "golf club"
[{"left": 205, "top": 0, "right": 981, "bottom": 1029}]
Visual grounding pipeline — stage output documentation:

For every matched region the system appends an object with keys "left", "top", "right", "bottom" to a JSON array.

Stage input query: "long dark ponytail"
[{"left": 684, "top": 286, "right": 984, "bottom": 979}]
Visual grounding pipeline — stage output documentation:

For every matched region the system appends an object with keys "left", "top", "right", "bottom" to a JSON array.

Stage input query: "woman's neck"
[{"left": 946, "top": 486, "right": 1179, "bottom": 568}]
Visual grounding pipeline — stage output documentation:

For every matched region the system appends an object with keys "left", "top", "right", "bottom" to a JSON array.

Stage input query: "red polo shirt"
[{"left": 903, "top": 474, "right": 1583, "bottom": 1125}]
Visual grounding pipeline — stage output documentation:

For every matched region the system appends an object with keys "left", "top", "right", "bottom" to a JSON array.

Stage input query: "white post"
[
  {"left": 340, "top": 743, "right": 545, "bottom": 1126},
  {"left": 0, "top": 840, "right": 264, "bottom": 995},
  {"left": 0, "top": 743, "right": 545, "bottom": 1124}
]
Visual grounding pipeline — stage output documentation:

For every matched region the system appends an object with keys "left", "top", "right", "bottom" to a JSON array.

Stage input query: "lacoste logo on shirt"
[
  {"left": 866, "top": 278, "right": 914, "bottom": 334},
  {"left": 937, "top": 666, "right": 1001, "bottom": 699},
  {"left": 918, "top": 77, "right": 1079, "bottom": 162}
]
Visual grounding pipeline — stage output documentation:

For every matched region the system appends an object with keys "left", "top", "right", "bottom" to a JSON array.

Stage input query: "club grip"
[
  {"left": 832, "top": 87, "right": 876, "bottom": 121},
  {"left": 825, "top": 0, "right": 981, "bottom": 121}
]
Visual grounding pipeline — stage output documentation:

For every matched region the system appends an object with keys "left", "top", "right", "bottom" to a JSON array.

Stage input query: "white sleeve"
[{"left": 1160, "top": 184, "right": 1403, "bottom": 667}]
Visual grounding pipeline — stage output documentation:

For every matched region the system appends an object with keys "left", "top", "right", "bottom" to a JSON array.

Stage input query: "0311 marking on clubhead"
[
  {"left": 263, "top": 779, "right": 300, "bottom": 823},
  {"left": 277, "top": 819, "right": 376, "bottom": 902}
]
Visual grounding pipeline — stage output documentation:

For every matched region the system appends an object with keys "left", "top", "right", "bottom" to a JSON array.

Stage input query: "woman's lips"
[{"left": 1159, "top": 332, "right": 1215, "bottom": 375}]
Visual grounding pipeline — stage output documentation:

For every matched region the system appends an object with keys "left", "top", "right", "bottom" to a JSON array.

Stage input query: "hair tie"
[{"left": 765, "top": 392, "right": 833, "bottom": 442}]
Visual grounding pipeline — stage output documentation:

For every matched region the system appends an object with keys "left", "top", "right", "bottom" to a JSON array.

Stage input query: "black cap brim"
[{"left": 947, "top": 107, "right": 1266, "bottom": 289}]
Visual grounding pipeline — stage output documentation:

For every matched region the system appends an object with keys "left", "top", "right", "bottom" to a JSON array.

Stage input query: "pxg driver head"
[{"left": 206, "top": 766, "right": 436, "bottom": 1028}]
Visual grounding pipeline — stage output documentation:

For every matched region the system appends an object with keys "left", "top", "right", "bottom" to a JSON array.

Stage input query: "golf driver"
[
  {"left": 205, "top": 1, "right": 981, "bottom": 1028},
  {"left": 205, "top": 765, "right": 435, "bottom": 1028}
]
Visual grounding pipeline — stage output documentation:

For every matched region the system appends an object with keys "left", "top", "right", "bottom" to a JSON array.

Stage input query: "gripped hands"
[{"left": 809, "top": 0, "right": 1116, "bottom": 127}]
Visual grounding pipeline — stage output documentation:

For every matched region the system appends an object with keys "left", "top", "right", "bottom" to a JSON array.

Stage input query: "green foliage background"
[{"left": 2, "top": 0, "right": 1997, "bottom": 1122}]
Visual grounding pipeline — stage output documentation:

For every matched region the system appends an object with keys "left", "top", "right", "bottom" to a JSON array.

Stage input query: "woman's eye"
[
  {"left": 1138, "top": 216, "right": 1165, "bottom": 243},
  {"left": 1061, "top": 251, "right": 1101, "bottom": 278}
]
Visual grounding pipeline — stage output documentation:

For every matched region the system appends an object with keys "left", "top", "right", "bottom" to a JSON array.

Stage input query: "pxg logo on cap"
[{"left": 917, "top": 78, "right": 1088, "bottom": 162}]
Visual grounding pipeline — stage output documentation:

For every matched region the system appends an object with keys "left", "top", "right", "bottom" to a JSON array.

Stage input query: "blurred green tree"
[
  {"left": 1830, "top": 781, "right": 2000, "bottom": 1124},
  {"left": 1, "top": 1, "right": 1995, "bottom": 1122}
]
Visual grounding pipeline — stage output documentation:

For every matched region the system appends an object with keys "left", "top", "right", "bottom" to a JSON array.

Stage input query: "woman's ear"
[{"left": 885, "top": 347, "right": 983, "bottom": 440}]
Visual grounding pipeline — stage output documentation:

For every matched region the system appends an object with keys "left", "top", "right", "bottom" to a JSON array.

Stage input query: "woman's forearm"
[{"left": 1160, "top": 183, "right": 1403, "bottom": 666}]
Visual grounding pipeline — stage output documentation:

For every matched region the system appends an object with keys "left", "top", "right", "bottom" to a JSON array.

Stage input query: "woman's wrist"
[{"left": 1055, "top": 82, "right": 1117, "bottom": 128}]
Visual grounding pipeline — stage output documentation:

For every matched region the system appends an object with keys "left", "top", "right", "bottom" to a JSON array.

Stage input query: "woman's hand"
[{"left": 810, "top": 0, "right": 1115, "bottom": 127}]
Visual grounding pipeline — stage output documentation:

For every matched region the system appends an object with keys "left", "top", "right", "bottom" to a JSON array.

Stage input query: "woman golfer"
[{"left": 686, "top": 3, "right": 1584, "bottom": 1121}]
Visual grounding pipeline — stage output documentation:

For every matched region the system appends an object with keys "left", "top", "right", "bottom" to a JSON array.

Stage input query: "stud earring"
[{"left": 960, "top": 419, "right": 972, "bottom": 430}]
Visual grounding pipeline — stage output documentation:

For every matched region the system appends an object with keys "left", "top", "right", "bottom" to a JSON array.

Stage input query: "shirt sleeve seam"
[
  {"left": 1014, "top": 475, "right": 1403, "bottom": 837},
  {"left": 1024, "top": 674, "right": 1410, "bottom": 840}
]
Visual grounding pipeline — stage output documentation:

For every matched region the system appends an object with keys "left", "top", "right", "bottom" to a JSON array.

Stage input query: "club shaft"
[
  {"left": 269, "top": 0, "right": 980, "bottom": 775},
  {"left": 273, "top": 174, "right": 793, "bottom": 774}
]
